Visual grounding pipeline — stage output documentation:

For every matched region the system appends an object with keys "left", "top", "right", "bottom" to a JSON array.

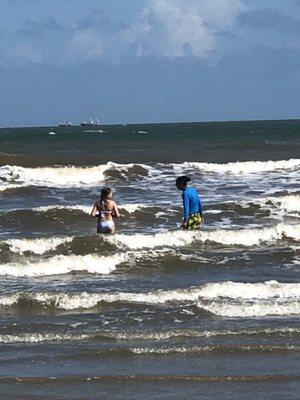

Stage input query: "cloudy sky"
[{"left": 1, "top": 0, "right": 300, "bottom": 126}]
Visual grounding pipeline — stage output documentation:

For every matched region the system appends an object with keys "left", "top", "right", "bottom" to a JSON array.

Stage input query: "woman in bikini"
[{"left": 91, "top": 187, "right": 120, "bottom": 234}]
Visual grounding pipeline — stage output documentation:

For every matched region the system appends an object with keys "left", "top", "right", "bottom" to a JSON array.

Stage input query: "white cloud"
[
  {"left": 69, "top": 29, "right": 104, "bottom": 60},
  {"left": 122, "top": 0, "right": 247, "bottom": 58}
]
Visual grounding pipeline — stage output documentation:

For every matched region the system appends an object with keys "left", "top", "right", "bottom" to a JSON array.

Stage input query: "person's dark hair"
[
  {"left": 99, "top": 187, "right": 112, "bottom": 210},
  {"left": 176, "top": 176, "right": 190, "bottom": 186},
  {"left": 101, "top": 187, "right": 112, "bottom": 201}
]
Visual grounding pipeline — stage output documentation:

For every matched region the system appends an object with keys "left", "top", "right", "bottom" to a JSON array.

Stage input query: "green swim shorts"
[{"left": 186, "top": 213, "right": 203, "bottom": 230}]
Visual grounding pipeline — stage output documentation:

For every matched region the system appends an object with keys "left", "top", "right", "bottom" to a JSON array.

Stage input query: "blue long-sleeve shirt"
[{"left": 182, "top": 187, "right": 202, "bottom": 221}]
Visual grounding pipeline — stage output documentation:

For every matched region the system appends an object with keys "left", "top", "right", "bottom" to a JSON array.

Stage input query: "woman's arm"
[
  {"left": 90, "top": 202, "right": 98, "bottom": 218},
  {"left": 112, "top": 202, "right": 120, "bottom": 218}
]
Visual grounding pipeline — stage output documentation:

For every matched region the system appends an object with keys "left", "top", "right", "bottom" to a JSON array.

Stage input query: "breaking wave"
[
  {"left": 0, "top": 326, "right": 299, "bottom": 344},
  {"left": 30, "top": 203, "right": 149, "bottom": 215},
  {"left": 0, "top": 253, "right": 126, "bottom": 277},
  {"left": 266, "top": 194, "right": 300, "bottom": 215},
  {"left": 173, "top": 159, "right": 300, "bottom": 174},
  {"left": 5, "top": 236, "right": 74, "bottom": 255},
  {"left": 0, "top": 164, "right": 109, "bottom": 187},
  {"left": 1, "top": 159, "right": 299, "bottom": 191},
  {"left": 1, "top": 281, "right": 299, "bottom": 317},
  {"left": 110, "top": 223, "right": 300, "bottom": 249},
  {"left": 0, "top": 332, "right": 90, "bottom": 344},
  {"left": 0, "top": 162, "right": 153, "bottom": 189},
  {"left": 131, "top": 344, "right": 300, "bottom": 355},
  {"left": 2, "top": 222, "right": 298, "bottom": 257}
]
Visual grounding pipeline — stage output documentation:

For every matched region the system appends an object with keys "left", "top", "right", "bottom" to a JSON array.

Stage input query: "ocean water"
[{"left": 0, "top": 120, "right": 299, "bottom": 399}]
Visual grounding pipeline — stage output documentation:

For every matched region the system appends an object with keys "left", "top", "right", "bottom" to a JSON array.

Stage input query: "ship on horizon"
[
  {"left": 80, "top": 116, "right": 101, "bottom": 127},
  {"left": 58, "top": 118, "right": 72, "bottom": 127}
]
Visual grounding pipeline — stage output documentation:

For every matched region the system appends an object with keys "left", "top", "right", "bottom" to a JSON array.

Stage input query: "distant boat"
[
  {"left": 80, "top": 116, "right": 101, "bottom": 127},
  {"left": 58, "top": 118, "right": 72, "bottom": 127}
]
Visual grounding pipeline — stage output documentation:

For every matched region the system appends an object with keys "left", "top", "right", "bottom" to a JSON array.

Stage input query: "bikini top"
[
  {"left": 100, "top": 210, "right": 112, "bottom": 218},
  {"left": 97, "top": 200, "right": 113, "bottom": 218}
]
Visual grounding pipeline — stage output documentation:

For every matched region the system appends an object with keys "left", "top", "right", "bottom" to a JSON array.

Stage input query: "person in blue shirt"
[{"left": 175, "top": 176, "right": 203, "bottom": 230}]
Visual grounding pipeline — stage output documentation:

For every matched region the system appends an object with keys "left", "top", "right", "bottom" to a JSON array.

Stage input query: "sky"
[{"left": 0, "top": 0, "right": 300, "bottom": 126}]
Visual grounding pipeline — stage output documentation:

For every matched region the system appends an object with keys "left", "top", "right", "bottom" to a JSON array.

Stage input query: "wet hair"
[
  {"left": 100, "top": 187, "right": 112, "bottom": 201},
  {"left": 98, "top": 187, "right": 112, "bottom": 210},
  {"left": 176, "top": 176, "right": 190, "bottom": 186}
]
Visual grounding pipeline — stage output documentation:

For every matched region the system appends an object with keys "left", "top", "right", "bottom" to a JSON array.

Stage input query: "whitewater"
[{"left": 0, "top": 121, "right": 299, "bottom": 399}]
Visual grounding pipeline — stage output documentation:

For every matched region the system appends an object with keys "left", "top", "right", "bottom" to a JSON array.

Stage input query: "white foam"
[
  {"left": 109, "top": 223, "right": 300, "bottom": 249},
  {"left": 196, "top": 280, "right": 300, "bottom": 317},
  {"left": 32, "top": 204, "right": 92, "bottom": 214},
  {"left": 121, "top": 203, "right": 148, "bottom": 214},
  {"left": 111, "top": 327, "right": 300, "bottom": 341},
  {"left": 1, "top": 281, "right": 299, "bottom": 317},
  {"left": 266, "top": 194, "right": 300, "bottom": 214},
  {"left": 173, "top": 159, "right": 300, "bottom": 174},
  {"left": 2, "top": 165, "right": 110, "bottom": 187},
  {"left": 5, "top": 236, "right": 74, "bottom": 255},
  {"left": 0, "top": 253, "right": 126, "bottom": 277},
  {"left": 0, "top": 333, "right": 89, "bottom": 344},
  {"left": 198, "top": 299, "right": 300, "bottom": 317},
  {"left": 28, "top": 203, "right": 148, "bottom": 215},
  {"left": 0, "top": 162, "right": 156, "bottom": 188},
  {"left": 106, "top": 161, "right": 155, "bottom": 176},
  {"left": 0, "top": 183, "right": 24, "bottom": 192}
]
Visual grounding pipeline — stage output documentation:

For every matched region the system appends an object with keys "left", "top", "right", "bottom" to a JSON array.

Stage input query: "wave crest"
[
  {"left": 1, "top": 281, "right": 299, "bottom": 317},
  {"left": 0, "top": 253, "right": 126, "bottom": 277}
]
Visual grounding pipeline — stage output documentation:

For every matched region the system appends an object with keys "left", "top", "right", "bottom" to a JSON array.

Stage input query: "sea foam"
[
  {"left": 0, "top": 253, "right": 126, "bottom": 277},
  {"left": 1, "top": 159, "right": 298, "bottom": 190},
  {"left": 110, "top": 223, "right": 300, "bottom": 249},
  {"left": 0, "top": 164, "right": 109, "bottom": 187},
  {"left": 5, "top": 237, "right": 74, "bottom": 255},
  {"left": 1, "top": 281, "right": 299, "bottom": 317},
  {"left": 173, "top": 159, "right": 300, "bottom": 174}
]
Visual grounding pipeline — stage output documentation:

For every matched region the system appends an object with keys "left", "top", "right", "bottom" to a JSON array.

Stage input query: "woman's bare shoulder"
[{"left": 108, "top": 199, "right": 117, "bottom": 207}]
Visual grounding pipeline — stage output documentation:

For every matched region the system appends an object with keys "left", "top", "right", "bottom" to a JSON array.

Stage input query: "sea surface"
[{"left": 0, "top": 120, "right": 299, "bottom": 399}]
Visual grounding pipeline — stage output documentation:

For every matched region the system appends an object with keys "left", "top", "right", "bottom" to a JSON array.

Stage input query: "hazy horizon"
[{"left": 1, "top": 0, "right": 300, "bottom": 127}]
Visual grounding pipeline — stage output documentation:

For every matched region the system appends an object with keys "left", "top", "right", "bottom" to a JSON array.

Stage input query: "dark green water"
[{"left": 0, "top": 120, "right": 299, "bottom": 399}]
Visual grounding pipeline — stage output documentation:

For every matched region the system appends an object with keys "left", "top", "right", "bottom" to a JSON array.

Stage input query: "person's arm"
[
  {"left": 112, "top": 202, "right": 120, "bottom": 218},
  {"left": 90, "top": 202, "right": 98, "bottom": 218},
  {"left": 198, "top": 194, "right": 203, "bottom": 215},
  {"left": 182, "top": 191, "right": 189, "bottom": 227}
]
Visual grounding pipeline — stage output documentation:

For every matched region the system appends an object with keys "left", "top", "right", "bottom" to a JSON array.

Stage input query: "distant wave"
[
  {"left": 0, "top": 159, "right": 299, "bottom": 190},
  {"left": 1, "top": 281, "right": 299, "bottom": 317},
  {"left": 0, "top": 164, "right": 110, "bottom": 188},
  {"left": 0, "top": 162, "right": 154, "bottom": 190},
  {"left": 173, "top": 158, "right": 300, "bottom": 174}
]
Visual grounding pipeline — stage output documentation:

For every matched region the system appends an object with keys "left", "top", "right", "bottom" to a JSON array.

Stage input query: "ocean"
[{"left": 0, "top": 120, "right": 299, "bottom": 399}]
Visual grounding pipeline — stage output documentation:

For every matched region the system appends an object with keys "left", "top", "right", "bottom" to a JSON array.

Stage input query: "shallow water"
[{"left": 0, "top": 120, "right": 299, "bottom": 399}]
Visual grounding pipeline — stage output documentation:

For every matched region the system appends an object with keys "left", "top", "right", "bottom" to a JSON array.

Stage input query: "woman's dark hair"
[
  {"left": 98, "top": 187, "right": 112, "bottom": 210},
  {"left": 100, "top": 187, "right": 112, "bottom": 201},
  {"left": 176, "top": 176, "right": 190, "bottom": 186}
]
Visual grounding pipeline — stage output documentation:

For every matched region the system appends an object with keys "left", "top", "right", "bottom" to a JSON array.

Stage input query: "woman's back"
[{"left": 97, "top": 199, "right": 114, "bottom": 221}]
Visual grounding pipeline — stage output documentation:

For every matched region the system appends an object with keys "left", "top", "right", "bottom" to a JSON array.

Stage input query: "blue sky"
[{"left": 1, "top": 0, "right": 300, "bottom": 126}]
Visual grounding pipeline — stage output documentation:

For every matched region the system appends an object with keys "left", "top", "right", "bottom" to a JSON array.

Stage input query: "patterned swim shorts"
[{"left": 186, "top": 213, "right": 203, "bottom": 230}]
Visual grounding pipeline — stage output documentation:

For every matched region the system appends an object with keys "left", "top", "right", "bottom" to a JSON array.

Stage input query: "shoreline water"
[{"left": 0, "top": 120, "right": 299, "bottom": 399}]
